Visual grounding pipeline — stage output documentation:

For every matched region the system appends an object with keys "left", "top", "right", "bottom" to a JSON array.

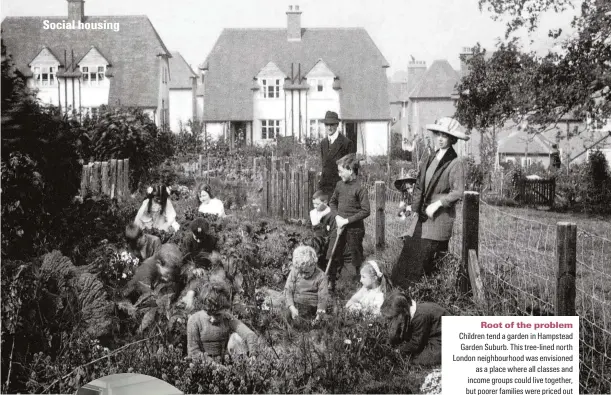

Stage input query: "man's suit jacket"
[
  {"left": 319, "top": 132, "right": 353, "bottom": 193},
  {"left": 406, "top": 146, "right": 465, "bottom": 241}
]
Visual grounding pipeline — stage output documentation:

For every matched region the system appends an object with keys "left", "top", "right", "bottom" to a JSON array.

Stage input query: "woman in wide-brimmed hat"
[{"left": 391, "top": 117, "right": 468, "bottom": 288}]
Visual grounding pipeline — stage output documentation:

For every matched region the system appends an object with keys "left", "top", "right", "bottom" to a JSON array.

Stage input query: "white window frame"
[
  {"left": 262, "top": 79, "right": 280, "bottom": 99},
  {"left": 521, "top": 157, "right": 533, "bottom": 167},
  {"left": 33, "top": 66, "right": 57, "bottom": 86},
  {"left": 309, "top": 119, "right": 325, "bottom": 139},
  {"left": 261, "top": 120, "right": 280, "bottom": 140},
  {"left": 81, "top": 65, "right": 106, "bottom": 86}
]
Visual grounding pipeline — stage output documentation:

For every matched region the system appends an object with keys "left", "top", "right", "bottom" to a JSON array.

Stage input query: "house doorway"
[
  {"left": 231, "top": 121, "right": 247, "bottom": 148},
  {"left": 344, "top": 122, "right": 358, "bottom": 153}
]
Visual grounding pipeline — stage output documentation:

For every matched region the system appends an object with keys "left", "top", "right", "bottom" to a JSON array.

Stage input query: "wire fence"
[{"left": 363, "top": 185, "right": 610, "bottom": 394}]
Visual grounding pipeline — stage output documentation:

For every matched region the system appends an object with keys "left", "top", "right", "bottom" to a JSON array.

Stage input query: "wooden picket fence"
[
  {"left": 516, "top": 177, "right": 556, "bottom": 206},
  {"left": 259, "top": 157, "right": 320, "bottom": 221},
  {"left": 80, "top": 158, "right": 130, "bottom": 199}
]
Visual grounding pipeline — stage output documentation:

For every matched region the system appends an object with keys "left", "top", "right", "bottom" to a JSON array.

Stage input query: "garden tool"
[{"left": 324, "top": 226, "right": 345, "bottom": 276}]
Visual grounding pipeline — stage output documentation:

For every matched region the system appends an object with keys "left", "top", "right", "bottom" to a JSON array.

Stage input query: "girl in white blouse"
[
  {"left": 345, "top": 260, "right": 391, "bottom": 316},
  {"left": 134, "top": 184, "right": 180, "bottom": 232},
  {"left": 197, "top": 183, "right": 226, "bottom": 217}
]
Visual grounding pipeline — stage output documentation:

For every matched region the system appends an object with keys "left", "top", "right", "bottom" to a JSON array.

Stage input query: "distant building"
[
  {"left": 198, "top": 5, "right": 391, "bottom": 155},
  {"left": 168, "top": 52, "right": 198, "bottom": 133},
  {"left": 1, "top": 0, "right": 172, "bottom": 128}
]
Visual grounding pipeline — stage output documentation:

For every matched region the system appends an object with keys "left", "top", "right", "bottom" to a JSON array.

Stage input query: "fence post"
[
  {"left": 101, "top": 161, "right": 109, "bottom": 195},
  {"left": 123, "top": 158, "right": 130, "bottom": 196},
  {"left": 460, "top": 191, "right": 479, "bottom": 293},
  {"left": 80, "top": 164, "right": 88, "bottom": 197},
  {"left": 262, "top": 165, "right": 269, "bottom": 216},
  {"left": 109, "top": 159, "right": 117, "bottom": 199},
  {"left": 279, "top": 168, "right": 285, "bottom": 219},
  {"left": 302, "top": 166, "right": 309, "bottom": 221},
  {"left": 91, "top": 161, "right": 101, "bottom": 195},
  {"left": 116, "top": 160, "right": 124, "bottom": 199},
  {"left": 556, "top": 222, "right": 577, "bottom": 316},
  {"left": 375, "top": 181, "right": 385, "bottom": 249},
  {"left": 285, "top": 162, "right": 290, "bottom": 219}
]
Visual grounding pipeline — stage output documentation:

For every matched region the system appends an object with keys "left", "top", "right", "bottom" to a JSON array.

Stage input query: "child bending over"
[
  {"left": 284, "top": 245, "right": 329, "bottom": 324},
  {"left": 122, "top": 243, "right": 185, "bottom": 302},
  {"left": 381, "top": 290, "right": 450, "bottom": 366},
  {"left": 125, "top": 222, "right": 161, "bottom": 262},
  {"left": 345, "top": 260, "right": 391, "bottom": 316},
  {"left": 187, "top": 281, "right": 258, "bottom": 363}
]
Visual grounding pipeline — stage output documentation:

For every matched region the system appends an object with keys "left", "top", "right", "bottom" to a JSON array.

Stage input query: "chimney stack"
[
  {"left": 286, "top": 5, "right": 302, "bottom": 42},
  {"left": 407, "top": 60, "right": 427, "bottom": 89},
  {"left": 459, "top": 46, "right": 475, "bottom": 76},
  {"left": 67, "top": 0, "right": 85, "bottom": 23}
]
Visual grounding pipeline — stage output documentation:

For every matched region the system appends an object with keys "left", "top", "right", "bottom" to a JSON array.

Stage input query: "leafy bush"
[
  {"left": 556, "top": 151, "right": 611, "bottom": 214},
  {"left": 1, "top": 40, "right": 87, "bottom": 260},
  {"left": 81, "top": 106, "right": 175, "bottom": 190}
]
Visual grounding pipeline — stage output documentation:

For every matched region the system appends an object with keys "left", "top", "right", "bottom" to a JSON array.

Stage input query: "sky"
[{"left": 1, "top": 0, "right": 580, "bottom": 77}]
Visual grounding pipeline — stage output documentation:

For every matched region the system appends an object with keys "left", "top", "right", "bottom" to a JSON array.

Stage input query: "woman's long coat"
[{"left": 406, "top": 146, "right": 465, "bottom": 241}]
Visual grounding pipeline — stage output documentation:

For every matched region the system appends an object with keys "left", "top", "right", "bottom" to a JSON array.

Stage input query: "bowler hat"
[
  {"left": 426, "top": 117, "right": 469, "bottom": 141},
  {"left": 394, "top": 169, "right": 418, "bottom": 190},
  {"left": 323, "top": 111, "right": 340, "bottom": 125}
]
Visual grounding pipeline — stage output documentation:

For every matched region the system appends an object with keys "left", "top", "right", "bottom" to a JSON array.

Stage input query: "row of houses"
[{"left": 3, "top": 1, "right": 609, "bottom": 161}]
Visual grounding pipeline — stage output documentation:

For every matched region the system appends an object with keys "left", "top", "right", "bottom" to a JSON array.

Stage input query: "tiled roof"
[
  {"left": 169, "top": 51, "right": 196, "bottom": 89},
  {"left": 409, "top": 59, "right": 460, "bottom": 99},
  {"left": 1, "top": 16, "right": 171, "bottom": 108},
  {"left": 498, "top": 130, "right": 554, "bottom": 154},
  {"left": 201, "top": 28, "right": 391, "bottom": 121}
]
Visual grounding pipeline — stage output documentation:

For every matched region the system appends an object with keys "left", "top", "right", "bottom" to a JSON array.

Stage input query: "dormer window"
[
  {"left": 81, "top": 66, "right": 106, "bottom": 86},
  {"left": 316, "top": 79, "right": 324, "bottom": 92},
  {"left": 262, "top": 79, "right": 280, "bottom": 98},
  {"left": 33, "top": 66, "right": 56, "bottom": 86}
]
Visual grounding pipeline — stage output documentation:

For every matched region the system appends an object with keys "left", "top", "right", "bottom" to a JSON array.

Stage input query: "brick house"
[
  {"left": 168, "top": 52, "right": 198, "bottom": 133},
  {"left": 1, "top": 0, "right": 172, "bottom": 128},
  {"left": 197, "top": 5, "right": 391, "bottom": 156}
]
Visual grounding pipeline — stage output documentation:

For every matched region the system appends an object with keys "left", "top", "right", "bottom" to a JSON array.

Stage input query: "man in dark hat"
[{"left": 319, "top": 111, "right": 353, "bottom": 196}]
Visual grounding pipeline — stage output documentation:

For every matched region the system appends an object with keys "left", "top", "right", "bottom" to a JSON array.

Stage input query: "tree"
[
  {"left": 473, "top": 0, "right": 611, "bottom": 125},
  {"left": 1, "top": 39, "right": 86, "bottom": 258}
]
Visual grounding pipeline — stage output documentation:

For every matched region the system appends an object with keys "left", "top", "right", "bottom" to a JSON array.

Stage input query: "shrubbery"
[{"left": 81, "top": 107, "right": 175, "bottom": 189}]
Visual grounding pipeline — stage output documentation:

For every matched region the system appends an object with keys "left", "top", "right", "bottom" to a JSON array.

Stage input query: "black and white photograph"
[{"left": 1, "top": 0, "right": 609, "bottom": 393}]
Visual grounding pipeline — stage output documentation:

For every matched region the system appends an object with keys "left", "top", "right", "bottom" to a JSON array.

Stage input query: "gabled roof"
[
  {"left": 410, "top": 60, "right": 460, "bottom": 99},
  {"left": 169, "top": 51, "right": 197, "bottom": 89},
  {"left": 1, "top": 16, "right": 172, "bottom": 108},
  {"left": 498, "top": 130, "right": 555, "bottom": 154},
  {"left": 201, "top": 28, "right": 391, "bottom": 121}
]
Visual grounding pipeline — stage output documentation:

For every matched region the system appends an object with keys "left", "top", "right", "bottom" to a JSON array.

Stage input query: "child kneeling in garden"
[
  {"left": 345, "top": 260, "right": 391, "bottom": 316},
  {"left": 381, "top": 290, "right": 450, "bottom": 366},
  {"left": 123, "top": 243, "right": 185, "bottom": 302},
  {"left": 187, "top": 281, "right": 259, "bottom": 364},
  {"left": 284, "top": 245, "right": 329, "bottom": 325},
  {"left": 125, "top": 222, "right": 161, "bottom": 262}
]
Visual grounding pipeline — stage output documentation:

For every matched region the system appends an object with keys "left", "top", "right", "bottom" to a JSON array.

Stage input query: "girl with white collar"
[
  {"left": 345, "top": 260, "right": 391, "bottom": 316},
  {"left": 381, "top": 290, "right": 450, "bottom": 366}
]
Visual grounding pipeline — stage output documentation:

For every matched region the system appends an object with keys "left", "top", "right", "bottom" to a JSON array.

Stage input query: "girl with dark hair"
[
  {"left": 187, "top": 281, "right": 259, "bottom": 363},
  {"left": 197, "top": 183, "right": 226, "bottom": 217},
  {"left": 381, "top": 290, "right": 450, "bottom": 366},
  {"left": 134, "top": 184, "right": 180, "bottom": 232}
]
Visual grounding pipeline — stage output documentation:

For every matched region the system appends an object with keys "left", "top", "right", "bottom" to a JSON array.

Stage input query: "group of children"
[{"left": 120, "top": 153, "right": 448, "bottom": 367}]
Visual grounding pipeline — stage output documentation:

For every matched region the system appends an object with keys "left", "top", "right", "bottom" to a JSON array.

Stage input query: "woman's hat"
[
  {"left": 323, "top": 111, "right": 340, "bottom": 125},
  {"left": 426, "top": 117, "right": 469, "bottom": 141},
  {"left": 394, "top": 169, "right": 418, "bottom": 190}
]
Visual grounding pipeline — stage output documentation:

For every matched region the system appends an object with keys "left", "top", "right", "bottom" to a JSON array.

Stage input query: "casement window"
[
  {"left": 309, "top": 119, "right": 325, "bottom": 139},
  {"left": 316, "top": 79, "right": 324, "bottom": 92},
  {"left": 262, "top": 79, "right": 280, "bottom": 98},
  {"left": 520, "top": 157, "right": 533, "bottom": 167},
  {"left": 261, "top": 120, "right": 280, "bottom": 139},
  {"left": 81, "top": 66, "right": 106, "bottom": 86},
  {"left": 33, "top": 66, "right": 56, "bottom": 86}
]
